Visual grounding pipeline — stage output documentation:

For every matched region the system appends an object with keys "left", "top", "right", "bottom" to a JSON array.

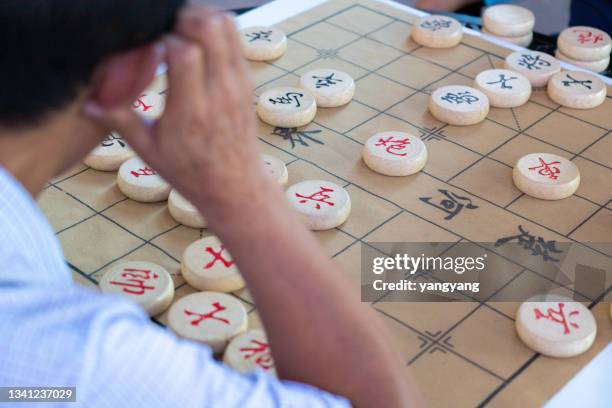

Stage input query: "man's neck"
[
  {"left": 0, "top": 128, "right": 65, "bottom": 195},
  {"left": 0, "top": 110, "right": 98, "bottom": 196}
]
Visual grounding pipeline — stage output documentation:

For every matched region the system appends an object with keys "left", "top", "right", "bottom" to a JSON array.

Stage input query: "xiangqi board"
[{"left": 39, "top": 0, "right": 611, "bottom": 406}]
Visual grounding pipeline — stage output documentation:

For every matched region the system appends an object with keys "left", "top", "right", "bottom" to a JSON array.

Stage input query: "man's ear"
[{"left": 88, "top": 42, "right": 165, "bottom": 110}]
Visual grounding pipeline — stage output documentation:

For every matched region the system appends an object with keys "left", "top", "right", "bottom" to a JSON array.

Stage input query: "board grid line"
[
  {"left": 272, "top": 3, "right": 612, "bottom": 169},
  {"left": 257, "top": 137, "right": 604, "bottom": 306},
  {"left": 258, "top": 3, "right": 612, "bottom": 255},
  {"left": 263, "top": 34, "right": 612, "bottom": 173},
  {"left": 47, "top": 182, "right": 185, "bottom": 274},
  {"left": 333, "top": 227, "right": 526, "bottom": 381},
  {"left": 281, "top": 113, "right": 610, "bottom": 257},
  {"left": 343, "top": 205, "right": 584, "bottom": 326},
  {"left": 479, "top": 282, "right": 612, "bottom": 406},
  {"left": 445, "top": 105, "right": 562, "bottom": 183},
  {"left": 264, "top": 18, "right": 612, "bottom": 240},
  {"left": 566, "top": 198, "right": 612, "bottom": 237}
]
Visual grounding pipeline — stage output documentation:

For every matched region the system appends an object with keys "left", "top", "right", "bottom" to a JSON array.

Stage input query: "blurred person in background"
[{"left": 415, "top": 0, "right": 611, "bottom": 35}]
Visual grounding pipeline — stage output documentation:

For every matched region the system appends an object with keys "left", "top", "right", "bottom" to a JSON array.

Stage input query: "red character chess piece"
[
  {"left": 239, "top": 340, "right": 274, "bottom": 371},
  {"left": 204, "top": 245, "right": 234, "bottom": 269},
  {"left": 184, "top": 302, "right": 230, "bottom": 326},
  {"left": 109, "top": 268, "right": 158, "bottom": 296},
  {"left": 130, "top": 167, "right": 157, "bottom": 178},
  {"left": 295, "top": 186, "right": 335, "bottom": 210},
  {"left": 533, "top": 302, "right": 580, "bottom": 335},
  {"left": 133, "top": 94, "right": 153, "bottom": 112},
  {"left": 528, "top": 157, "right": 561, "bottom": 180},
  {"left": 573, "top": 28, "right": 605, "bottom": 44},
  {"left": 375, "top": 135, "right": 411, "bottom": 156}
]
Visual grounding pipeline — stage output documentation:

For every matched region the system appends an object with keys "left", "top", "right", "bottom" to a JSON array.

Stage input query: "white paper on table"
[{"left": 544, "top": 342, "right": 612, "bottom": 408}]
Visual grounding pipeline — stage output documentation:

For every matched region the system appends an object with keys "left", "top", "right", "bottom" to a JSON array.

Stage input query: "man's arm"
[
  {"left": 215, "top": 186, "right": 424, "bottom": 407},
  {"left": 85, "top": 7, "right": 423, "bottom": 407}
]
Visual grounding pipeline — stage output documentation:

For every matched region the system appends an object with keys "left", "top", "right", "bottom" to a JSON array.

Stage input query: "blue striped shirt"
[{"left": 0, "top": 166, "right": 350, "bottom": 407}]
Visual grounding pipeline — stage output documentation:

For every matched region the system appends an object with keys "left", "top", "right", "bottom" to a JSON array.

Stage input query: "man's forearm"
[{"left": 205, "top": 181, "right": 422, "bottom": 407}]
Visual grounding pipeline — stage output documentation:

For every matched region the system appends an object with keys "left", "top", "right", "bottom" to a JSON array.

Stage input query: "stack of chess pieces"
[
  {"left": 556, "top": 26, "right": 611, "bottom": 73},
  {"left": 481, "top": 4, "right": 534, "bottom": 48},
  {"left": 480, "top": 4, "right": 611, "bottom": 74}
]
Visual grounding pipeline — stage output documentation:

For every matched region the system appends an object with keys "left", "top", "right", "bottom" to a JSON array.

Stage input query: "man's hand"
[{"left": 85, "top": 7, "right": 272, "bottom": 225}]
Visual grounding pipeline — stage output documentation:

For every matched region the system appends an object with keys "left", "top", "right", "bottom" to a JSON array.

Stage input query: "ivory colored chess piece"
[
  {"left": 411, "top": 15, "right": 463, "bottom": 48},
  {"left": 299, "top": 69, "right": 355, "bottom": 108},
  {"left": 516, "top": 295, "right": 597, "bottom": 358},
  {"left": 482, "top": 4, "right": 535, "bottom": 37},
  {"left": 117, "top": 157, "right": 171, "bottom": 203},
  {"left": 474, "top": 69, "right": 532, "bottom": 108},
  {"left": 362, "top": 132, "right": 427, "bottom": 176},
  {"left": 557, "top": 26, "right": 611, "bottom": 62},
  {"left": 98, "top": 261, "right": 174, "bottom": 316},
  {"left": 168, "top": 190, "right": 207, "bottom": 229},
  {"left": 167, "top": 291, "right": 248, "bottom": 354},
  {"left": 181, "top": 236, "right": 245, "bottom": 293},
  {"left": 240, "top": 26, "right": 287, "bottom": 61},
  {"left": 547, "top": 71, "right": 606, "bottom": 109},
  {"left": 555, "top": 49, "right": 610, "bottom": 73},
  {"left": 261, "top": 154, "right": 288, "bottom": 186},
  {"left": 84, "top": 132, "right": 135, "bottom": 171},
  {"left": 428, "top": 85, "right": 489, "bottom": 126},
  {"left": 512, "top": 153, "right": 580, "bottom": 200},
  {"left": 285, "top": 180, "right": 351, "bottom": 230},
  {"left": 257, "top": 87, "right": 317, "bottom": 128},
  {"left": 223, "top": 329, "right": 276, "bottom": 375},
  {"left": 505, "top": 51, "right": 561, "bottom": 88},
  {"left": 481, "top": 27, "right": 533, "bottom": 48}
]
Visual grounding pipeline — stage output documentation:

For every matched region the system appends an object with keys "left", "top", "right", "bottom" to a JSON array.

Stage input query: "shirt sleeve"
[
  {"left": 79, "top": 296, "right": 351, "bottom": 408},
  {"left": 0, "top": 168, "right": 71, "bottom": 288}
]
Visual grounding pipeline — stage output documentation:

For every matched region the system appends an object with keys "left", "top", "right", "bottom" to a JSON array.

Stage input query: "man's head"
[{"left": 1, "top": 0, "right": 184, "bottom": 128}]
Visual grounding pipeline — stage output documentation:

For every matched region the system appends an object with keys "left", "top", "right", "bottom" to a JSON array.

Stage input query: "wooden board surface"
[{"left": 39, "top": 0, "right": 611, "bottom": 406}]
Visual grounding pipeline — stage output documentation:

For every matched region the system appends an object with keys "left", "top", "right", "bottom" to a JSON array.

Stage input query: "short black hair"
[{"left": 0, "top": 0, "right": 184, "bottom": 127}]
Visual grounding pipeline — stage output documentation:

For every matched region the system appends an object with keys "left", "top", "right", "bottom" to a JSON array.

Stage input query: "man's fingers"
[
  {"left": 199, "top": 13, "right": 234, "bottom": 82},
  {"left": 177, "top": 9, "right": 251, "bottom": 99},
  {"left": 177, "top": 11, "right": 235, "bottom": 86},
  {"left": 175, "top": 5, "right": 213, "bottom": 52},
  {"left": 181, "top": 11, "right": 245, "bottom": 73},
  {"left": 162, "top": 35, "right": 206, "bottom": 117},
  {"left": 84, "top": 103, "right": 156, "bottom": 160},
  {"left": 176, "top": 6, "right": 250, "bottom": 90},
  {"left": 176, "top": 9, "right": 233, "bottom": 79}
]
